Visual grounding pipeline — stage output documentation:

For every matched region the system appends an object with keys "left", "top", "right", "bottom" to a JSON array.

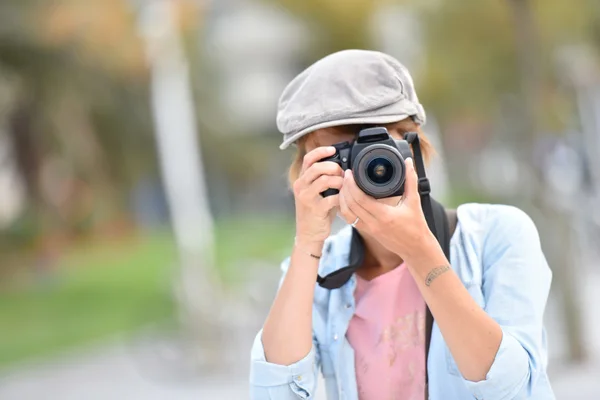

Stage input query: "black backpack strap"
[
  {"left": 431, "top": 199, "right": 451, "bottom": 259},
  {"left": 425, "top": 199, "right": 456, "bottom": 398}
]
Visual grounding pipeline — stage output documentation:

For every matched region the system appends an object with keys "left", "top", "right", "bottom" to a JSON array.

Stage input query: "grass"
[
  {"left": 214, "top": 216, "right": 295, "bottom": 282},
  {"left": 0, "top": 216, "right": 295, "bottom": 369}
]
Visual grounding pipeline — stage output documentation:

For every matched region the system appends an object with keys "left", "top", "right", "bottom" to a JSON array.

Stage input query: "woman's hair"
[{"left": 287, "top": 118, "right": 435, "bottom": 187}]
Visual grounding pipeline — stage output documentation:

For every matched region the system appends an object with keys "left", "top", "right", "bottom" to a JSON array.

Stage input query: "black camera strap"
[
  {"left": 407, "top": 133, "right": 458, "bottom": 397},
  {"left": 404, "top": 133, "right": 435, "bottom": 238}
]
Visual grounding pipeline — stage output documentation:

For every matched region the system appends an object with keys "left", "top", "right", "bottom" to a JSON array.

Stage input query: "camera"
[{"left": 320, "top": 127, "right": 416, "bottom": 199}]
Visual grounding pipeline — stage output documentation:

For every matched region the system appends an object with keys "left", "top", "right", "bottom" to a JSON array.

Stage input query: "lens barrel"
[{"left": 352, "top": 144, "right": 405, "bottom": 199}]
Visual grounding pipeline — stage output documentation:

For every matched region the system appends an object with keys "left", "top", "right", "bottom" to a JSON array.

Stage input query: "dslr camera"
[{"left": 320, "top": 127, "right": 420, "bottom": 199}]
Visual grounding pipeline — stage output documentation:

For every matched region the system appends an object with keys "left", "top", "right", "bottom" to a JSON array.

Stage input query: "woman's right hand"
[{"left": 293, "top": 146, "right": 344, "bottom": 249}]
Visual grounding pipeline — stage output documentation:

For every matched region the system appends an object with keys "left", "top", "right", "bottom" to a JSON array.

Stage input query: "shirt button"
[
  {"left": 345, "top": 303, "right": 351, "bottom": 309},
  {"left": 333, "top": 334, "right": 338, "bottom": 341},
  {"left": 297, "top": 375, "right": 302, "bottom": 381}
]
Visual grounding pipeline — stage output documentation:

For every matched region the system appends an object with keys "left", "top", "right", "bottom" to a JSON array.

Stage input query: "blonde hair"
[{"left": 287, "top": 118, "right": 435, "bottom": 187}]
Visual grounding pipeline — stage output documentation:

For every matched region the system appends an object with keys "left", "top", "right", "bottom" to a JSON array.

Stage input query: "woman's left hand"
[{"left": 339, "top": 158, "right": 439, "bottom": 263}]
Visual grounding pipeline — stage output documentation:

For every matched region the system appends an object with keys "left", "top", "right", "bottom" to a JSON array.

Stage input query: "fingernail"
[{"left": 406, "top": 158, "right": 413, "bottom": 168}]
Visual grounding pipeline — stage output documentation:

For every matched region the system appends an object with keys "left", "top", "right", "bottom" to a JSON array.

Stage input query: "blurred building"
[{"left": 205, "top": 0, "right": 310, "bottom": 135}]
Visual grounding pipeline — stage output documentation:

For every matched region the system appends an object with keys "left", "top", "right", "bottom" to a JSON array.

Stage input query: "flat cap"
[{"left": 277, "top": 49, "right": 426, "bottom": 149}]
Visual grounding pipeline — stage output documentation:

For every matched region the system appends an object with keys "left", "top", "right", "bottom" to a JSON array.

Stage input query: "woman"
[{"left": 249, "top": 49, "right": 554, "bottom": 400}]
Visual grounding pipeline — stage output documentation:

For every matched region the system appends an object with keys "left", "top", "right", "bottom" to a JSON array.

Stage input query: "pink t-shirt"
[{"left": 346, "top": 263, "right": 427, "bottom": 400}]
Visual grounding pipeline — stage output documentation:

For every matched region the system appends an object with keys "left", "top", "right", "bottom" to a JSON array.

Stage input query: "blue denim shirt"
[{"left": 250, "top": 203, "right": 555, "bottom": 399}]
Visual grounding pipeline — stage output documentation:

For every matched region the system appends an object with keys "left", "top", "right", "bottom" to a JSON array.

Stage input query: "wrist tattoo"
[{"left": 425, "top": 265, "right": 450, "bottom": 286}]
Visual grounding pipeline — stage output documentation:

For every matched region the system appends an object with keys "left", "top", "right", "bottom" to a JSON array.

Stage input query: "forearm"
[
  {"left": 406, "top": 237, "right": 503, "bottom": 382},
  {"left": 262, "top": 241, "right": 322, "bottom": 366}
]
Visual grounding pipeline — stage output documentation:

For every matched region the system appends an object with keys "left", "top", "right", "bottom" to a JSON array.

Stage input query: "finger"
[
  {"left": 339, "top": 189, "right": 357, "bottom": 225},
  {"left": 301, "top": 161, "right": 344, "bottom": 185},
  {"left": 341, "top": 170, "right": 380, "bottom": 225},
  {"left": 322, "top": 193, "right": 340, "bottom": 211},
  {"left": 343, "top": 170, "right": 387, "bottom": 219},
  {"left": 403, "top": 158, "right": 420, "bottom": 207},
  {"left": 309, "top": 175, "right": 344, "bottom": 197},
  {"left": 301, "top": 146, "right": 337, "bottom": 175}
]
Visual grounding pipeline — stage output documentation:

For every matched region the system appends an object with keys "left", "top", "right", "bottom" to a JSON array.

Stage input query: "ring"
[{"left": 351, "top": 217, "right": 359, "bottom": 227}]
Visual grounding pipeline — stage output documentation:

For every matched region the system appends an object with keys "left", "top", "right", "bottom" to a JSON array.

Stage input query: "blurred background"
[{"left": 0, "top": 0, "right": 599, "bottom": 398}]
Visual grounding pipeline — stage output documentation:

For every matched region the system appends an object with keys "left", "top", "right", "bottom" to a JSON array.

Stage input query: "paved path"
[
  {"left": 0, "top": 338, "right": 249, "bottom": 400},
  {"left": 1, "top": 332, "right": 598, "bottom": 400},
  {"left": 0, "top": 343, "right": 598, "bottom": 400}
]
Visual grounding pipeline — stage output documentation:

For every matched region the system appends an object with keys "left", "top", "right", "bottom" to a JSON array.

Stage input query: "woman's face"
[{"left": 304, "top": 123, "right": 418, "bottom": 211}]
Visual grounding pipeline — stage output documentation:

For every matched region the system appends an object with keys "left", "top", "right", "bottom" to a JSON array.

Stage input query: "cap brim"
[{"left": 279, "top": 114, "right": 412, "bottom": 150}]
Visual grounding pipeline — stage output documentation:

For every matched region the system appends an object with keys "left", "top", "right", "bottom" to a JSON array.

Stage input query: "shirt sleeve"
[
  {"left": 463, "top": 206, "right": 553, "bottom": 400},
  {"left": 250, "top": 329, "right": 321, "bottom": 399},
  {"left": 249, "top": 257, "right": 322, "bottom": 399}
]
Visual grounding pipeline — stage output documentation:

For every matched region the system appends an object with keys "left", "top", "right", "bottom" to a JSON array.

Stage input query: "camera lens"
[
  {"left": 366, "top": 157, "right": 394, "bottom": 185},
  {"left": 352, "top": 144, "right": 405, "bottom": 199}
]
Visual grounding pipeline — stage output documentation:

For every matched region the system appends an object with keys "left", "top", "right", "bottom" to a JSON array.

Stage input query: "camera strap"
[
  {"left": 405, "top": 133, "right": 435, "bottom": 239},
  {"left": 407, "top": 131, "right": 459, "bottom": 397}
]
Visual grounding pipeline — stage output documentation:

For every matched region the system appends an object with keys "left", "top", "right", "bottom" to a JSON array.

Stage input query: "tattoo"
[{"left": 425, "top": 265, "right": 450, "bottom": 286}]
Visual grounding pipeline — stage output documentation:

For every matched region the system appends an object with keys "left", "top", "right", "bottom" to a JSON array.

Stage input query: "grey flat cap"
[{"left": 277, "top": 49, "right": 426, "bottom": 150}]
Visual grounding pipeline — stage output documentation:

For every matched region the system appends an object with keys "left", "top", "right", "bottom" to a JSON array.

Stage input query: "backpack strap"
[{"left": 425, "top": 200, "right": 457, "bottom": 398}]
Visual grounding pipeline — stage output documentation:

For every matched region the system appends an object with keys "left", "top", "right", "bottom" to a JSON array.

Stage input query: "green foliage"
[
  {"left": 215, "top": 216, "right": 295, "bottom": 282},
  {"left": 418, "top": 0, "right": 600, "bottom": 130},
  {"left": 0, "top": 0, "right": 156, "bottom": 242},
  {"left": 0, "top": 209, "right": 41, "bottom": 251},
  {"left": 418, "top": 0, "right": 517, "bottom": 123},
  {"left": 267, "top": 0, "right": 379, "bottom": 57}
]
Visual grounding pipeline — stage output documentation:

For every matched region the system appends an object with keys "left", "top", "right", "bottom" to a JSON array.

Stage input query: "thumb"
[{"left": 403, "top": 158, "right": 420, "bottom": 206}]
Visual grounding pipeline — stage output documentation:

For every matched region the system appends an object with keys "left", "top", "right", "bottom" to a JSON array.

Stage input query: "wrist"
[
  {"left": 403, "top": 231, "right": 447, "bottom": 269},
  {"left": 294, "top": 236, "right": 325, "bottom": 258}
]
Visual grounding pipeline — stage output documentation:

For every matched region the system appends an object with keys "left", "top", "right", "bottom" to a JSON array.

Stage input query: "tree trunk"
[
  {"left": 9, "top": 100, "right": 42, "bottom": 206},
  {"left": 138, "top": 0, "right": 223, "bottom": 371}
]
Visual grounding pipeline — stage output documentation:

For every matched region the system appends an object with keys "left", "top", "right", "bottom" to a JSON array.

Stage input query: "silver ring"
[{"left": 351, "top": 217, "right": 359, "bottom": 227}]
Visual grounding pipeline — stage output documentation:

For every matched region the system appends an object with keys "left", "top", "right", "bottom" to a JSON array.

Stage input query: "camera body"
[{"left": 320, "top": 127, "right": 414, "bottom": 199}]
